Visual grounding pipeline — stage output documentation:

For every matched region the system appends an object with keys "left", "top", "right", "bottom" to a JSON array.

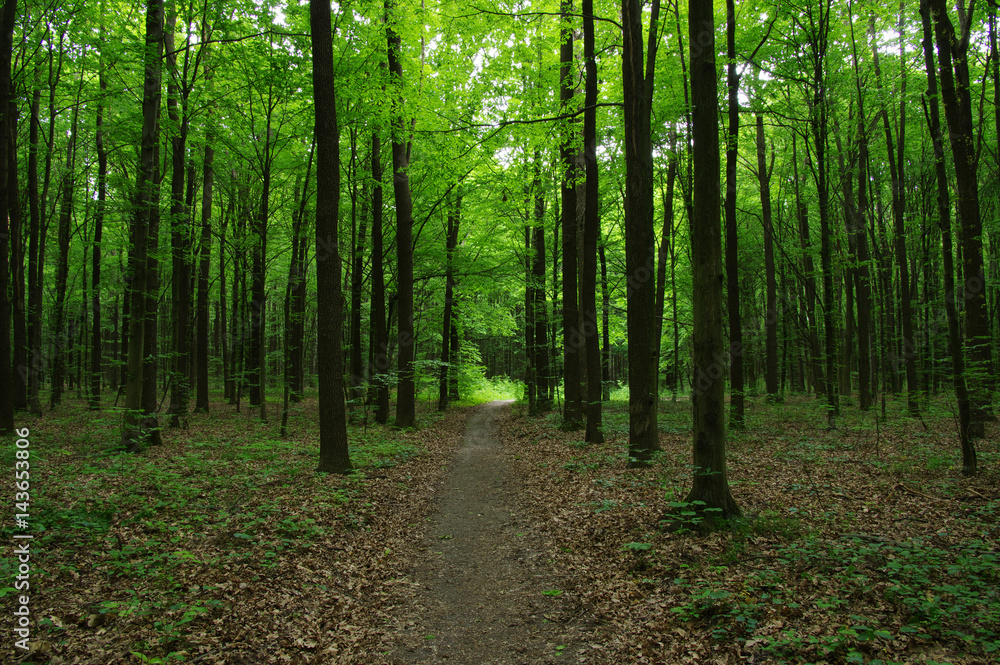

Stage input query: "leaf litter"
[{"left": 1, "top": 394, "right": 997, "bottom": 664}]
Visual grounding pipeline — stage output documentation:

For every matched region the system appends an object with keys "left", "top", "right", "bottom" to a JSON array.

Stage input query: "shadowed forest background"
[{"left": 0, "top": 0, "right": 998, "bottom": 661}]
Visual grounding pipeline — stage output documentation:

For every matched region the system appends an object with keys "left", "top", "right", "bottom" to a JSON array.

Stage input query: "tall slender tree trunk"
[
  {"left": 0, "top": 0, "right": 15, "bottom": 431},
  {"left": 920, "top": 0, "right": 975, "bottom": 475},
  {"left": 50, "top": 117, "right": 78, "bottom": 408},
  {"left": 655, "top": 156, "right": 677, "bottom": 399},
  {"left": 196, "top": 137, "right": 214, "bottom": 412},
  {"left": 756, "top": 115, "right": 779, "bottom": 400},
  {"left": 166, "top": 11, "right": 192, "bottom": 427},
  {"left": 560, "top": 0, "right": 583, "bottom": 430},
  {"left": 929, "top": 0, "right": 993, "bottom": 436},
  {"left": 621, "top": 0, "right": 660, "bottom": 461},
  {"left": 386, "top": 1, "right": 416, "bottom": 429},
  {"left": 598, "top": 241, "right": 611, "bottom": 401},
  {"left": 26, "top": 80, "right": 41, "bottom": 415},
  {"left": 439, "top": 196, "right": 460, "bottom": 410},
  {"left": 532, "top": 163, "right": 550, "bottom": 412},
  {"left": 310, "top": 0, "right": 351, "bottom": 473},
  {"left": 685, "top": 0, "right": 740, "bottom": 519},
  {"left": 724, "top": 0, "right": 744, "bottom": 429},
  {"left": 370, "top": 131, "right": 390, "bottom": 422},
  {"left": 122, "top": 0, "right": 164, "bottom": 451}
]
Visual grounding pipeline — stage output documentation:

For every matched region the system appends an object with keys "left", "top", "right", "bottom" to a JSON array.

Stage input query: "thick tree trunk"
[
  {"left": 621, "top": 0, "right": 659, "bottom": 461},
  {"left": 310, "top": 0, "right": 351, "bottom": 473},
  {"left": 582, "top": 0, "right": 602, "bottom": 440},
  {"left": 684, "top": 0, "right": 740, "bottom": 520}
]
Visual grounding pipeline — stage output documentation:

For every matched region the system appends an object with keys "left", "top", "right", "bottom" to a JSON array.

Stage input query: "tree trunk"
[
  {"left": 655, "top": 156, "right": 677, "bottom": 399},
  {"left": 349, "top": 133, "right": 368, "bottom": 414},
  {"left": 387, "top": 1, "right": 416, "bottom": 429},
  {"left": 0, "top": 0, "right": 15, "bottom": 431},
  {"left": 122, "top": 0, "right": 163, "bottom": 451},
  {"left": 195, "top": 138, "right": 214, "bottom": 412},
  {"left": 755, "top": 115, "right": 779, "bottom": 400},
  {"left": 560, "top": 0, "right": 583, "bottom": 430},
  {"left": 929, "top": 0, "right": 992, "bottom": 437},
  {"left": 621, "top": 0, "right": 660, "bottom": 461},
  {"left": 724, "top": 0, "right": 744, "bottom": 430},
  {"left": 439, "top": 195, "right": 460, "bottom": 411},
  {"left": 920, "top": 0, "right": 975, "bottom": 475},
  {"left": 684, "top": 0, "right": 740, "bottom": 519},
  {"left": 370, "top": 131, "right": 390, "bottom": 422},
  {"left": 310, "top": 0, "right": 351, "bottom": 473},
  {"left": 599, "top": 241, "right": 611, "bottom": 401},
  {"left": 532, "top": 162, "right": 550, "bottom": 412}
]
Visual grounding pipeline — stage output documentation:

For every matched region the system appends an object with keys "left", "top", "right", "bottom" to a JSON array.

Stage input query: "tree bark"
[
  {"left": 920, "top": 0, "right": 975, "bottom": 475},
  {"left": 310, "top": 0, "right": 351, "bottom": 473},
  {"left": 928, "top": 0, "right": 992, "bottom": 436},
  {"left": 621, "top": 0, "right": 660, "bottom": 462},
  {"left": 724, "top": 0, "right": 744, "bottom": 429},
  {"left": 122, "top": 0, "right": 164, "bottom": 451},
  {"left": 0, "top": 0, "right": 15, "bottom": 432},
  {"left": 560, "top": 0, "right": 583, "bottom": 430},
  {"left": 685, "top": 0, "right": 740, "bottom": 519},
  {"left": 387, "top": 1, "right": 416, "bottom": 429},
  {"left": 370, "top": 131, "right": 390, "bottom": 422},
  {"left": 439, "top": 196, "right": 460, "bottom": 411},
  {"left": 755, "top": 115, "right": 779, "bottom": 400}
]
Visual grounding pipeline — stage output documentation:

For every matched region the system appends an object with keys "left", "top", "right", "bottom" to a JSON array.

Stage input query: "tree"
[
  {"left": 621, "top": 0, "right": 661, "bottom": 464},
  {"left": 310, "top": 0, "right": 351, "bottom": 474},
  {"left": 0, "top": 0, "right": 15, "bottom": 433},
  {"left": 122, "top": 0, "right": 165, "bottom": 451},
  {"left": 723, "top": 0, "right": 744, "bottom": 430},
  {"left": 684, "top": 0, "right": 740, "bottom": 519},
  {"left": 387, "top": 0, "right": 416, "bottom": 429}
]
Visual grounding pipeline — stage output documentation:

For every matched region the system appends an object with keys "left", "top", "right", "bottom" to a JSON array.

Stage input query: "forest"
[{"left": 1, "top": 0, "right": 998, "bottom": 661}]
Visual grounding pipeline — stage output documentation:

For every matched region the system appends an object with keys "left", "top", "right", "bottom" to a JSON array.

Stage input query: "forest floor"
[{"left": 2, "top": 391, "right": 999, "bottom": 664}]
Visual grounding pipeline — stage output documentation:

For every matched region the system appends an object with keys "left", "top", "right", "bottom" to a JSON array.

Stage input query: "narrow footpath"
[{"left": 378, "top": 401, "right": 601, "bottom": 664}]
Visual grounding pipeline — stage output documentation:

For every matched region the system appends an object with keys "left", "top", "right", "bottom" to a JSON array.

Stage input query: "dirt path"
[{"left": 378, "top": 401, "right": 601, "bottom": 664}]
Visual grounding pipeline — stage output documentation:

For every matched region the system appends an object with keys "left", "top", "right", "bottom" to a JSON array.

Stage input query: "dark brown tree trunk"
[
  {"left": 370, "top": 131, "right": 390, "bottom": 422},
  {"left": 756, "top": 115, "right": 779, "bottom": 400},
  {"left": 724, "top": 0, "right": 744, "bottom": 429},
  {"left": 310, "top": 0, "right": 351, "bottom": 473},
  {"left": 532, "top": 163, "right": 550, "bottom": 412},
  {"left": 792, "top": 135, "right": 825, "bottom": 398},
  {"left": 122, "top": 0, "right": 164, "bottom": 450},
  {"left": 250, "top": 127, "right": 271, "bottom": 421},
  {"left": 196, "top": 138, "right": 214, "bottom": 412},
  {"left": 89, "top": 54, "right": 108, "bottom": 410},
  {"left": 685, "top": 0, "right": 740, "bottom": 519},
  {"left": 870, "top": 15, "right": 918, "bottom": 415},
  {"left": 449, "top": 302, "right": 460, "bottom": 401},
  {"left": 439, "top": 196, "right": 460, "bottom": 411},
  {"left": 141, "top": 148, "right": 163, "bottom": 447},
  {"left": 0, "top": 0, "right": 15, "bottom": 431},
  {"left": 582, "top": 0, "right": 603, "bottom": 441},
  {"left": 920, "top": 0, "right": 975, "bottom": 475},
  {"left": 560, "top": 0, "right": 583, "bottom": 430},
  {"left": 655, "top": 156, "right": 677, "bottom": 399},
  {"left": 26, "top": 80, "right": 41, "bottom": 415},
  {"left": 349, "top": 163, "right": 367, "bottom": 417},
  {"left": 621, "top": 0, "right": 659, "bottom": 460},
  {"left": 929, "top": 0, "right": 992, "bottom": 437},
  {"left": 854, "top": 119, "right": 875, "bottom": 411},
  {"left": 7, "top": 95, "right": 25, "bottom": 411},
  {"left": 387, "top": 1, "right": 416, "bottom": 429},
  {"left": 50, "top": 117, "right": 78, "bottom": 409},
  {"left": 599, "top": 241, "right": 611, "bottom": 401},
  {"left": 166, "top": 12, "right": 192, "bottom": 427}
]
